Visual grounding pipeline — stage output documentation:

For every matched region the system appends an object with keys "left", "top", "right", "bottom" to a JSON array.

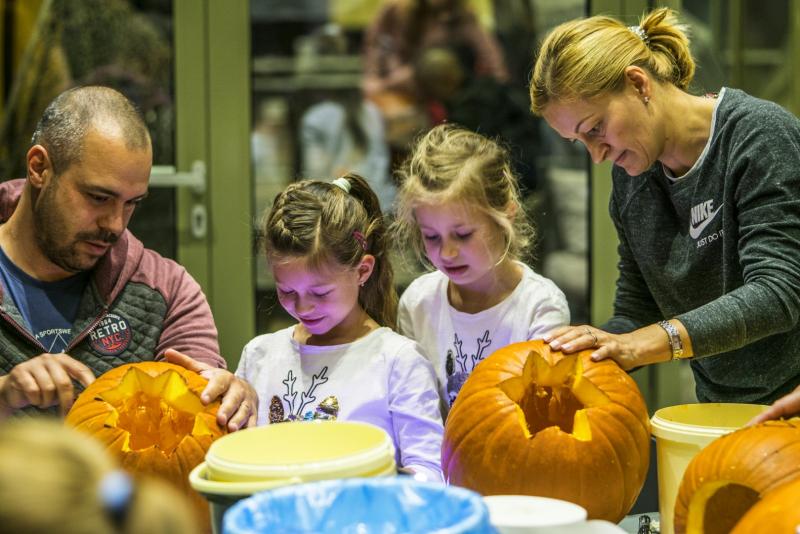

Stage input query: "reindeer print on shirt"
[
  {"left": 271, "top": 366, "right": 338, "bottom": 422},
  {"left": 446, "top": 330, "right": 492, "bottom": 405}
]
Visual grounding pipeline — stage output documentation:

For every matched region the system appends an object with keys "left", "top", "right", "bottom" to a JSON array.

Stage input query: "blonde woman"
[
  {"left": 532, "top": 8, "right": 800, "bottom": 404},
  {"left": 0, "top": 419, "right": 197, "bottom": 534},
  {"left": 393, "top": 124, "right": 569, "bottom": 411}
]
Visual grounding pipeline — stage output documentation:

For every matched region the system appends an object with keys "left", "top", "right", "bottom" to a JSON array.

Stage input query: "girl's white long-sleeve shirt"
[
  {"left": 236, "top": 326, "right": 444, "bottom": 482},
  {"left": 398, "top": 262, "right": 570, "bottom": 410}
]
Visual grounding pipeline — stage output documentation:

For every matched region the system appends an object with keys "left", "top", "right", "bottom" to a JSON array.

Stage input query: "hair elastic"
[
  {"left": 98, "top": 470, "right": 134, "bottom": 527},
  {"left": 353, "top": 230, "right": 368, "bottom": 251},
  {"left": 331, "top": 177, "right": 351, "bottom": 193},
  {"left": 628, "top": 25, "right": 649, "bottom": 45}
]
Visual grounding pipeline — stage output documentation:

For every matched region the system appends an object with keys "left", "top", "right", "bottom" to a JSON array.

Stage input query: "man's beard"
[{"left": 33, "top": 183, "right": 118, "bottom": 273}]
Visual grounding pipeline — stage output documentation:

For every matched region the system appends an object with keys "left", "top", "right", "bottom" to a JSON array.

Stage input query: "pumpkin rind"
[
  {"left": 442, "top": 340, "right": 650, "bottom": 522},
  {"left": 674, "top": 419, "right": 800, "bottom": 534},
  {"left": 66, "top": 362, "right": 227, "bottom": 529}
]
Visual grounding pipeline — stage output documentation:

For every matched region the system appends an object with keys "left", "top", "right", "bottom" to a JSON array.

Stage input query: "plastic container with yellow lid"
[
  {"left": 189, "top": 420, "right": 397, "bottom": 534},
  {"left": 650, "top": 403, "right": 767, "bottom": 534}
]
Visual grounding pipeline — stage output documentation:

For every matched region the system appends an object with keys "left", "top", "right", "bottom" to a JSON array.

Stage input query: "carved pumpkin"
[
  {"left": 674, "top": 419, "right": 800, "bottom": 534},
  {"left": 731, "top": 477, "right": 800, "bottom": 534},
  {"left": 442, "top": 340, "right": 650, "bottom": 522},
  {"left": 66, "top": 362, "right": 227, "bottom": 529}
]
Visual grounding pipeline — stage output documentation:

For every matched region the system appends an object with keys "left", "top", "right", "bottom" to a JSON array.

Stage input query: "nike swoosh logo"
[{"left": 689, "top": 204, "right": 723, "bottom": 239}]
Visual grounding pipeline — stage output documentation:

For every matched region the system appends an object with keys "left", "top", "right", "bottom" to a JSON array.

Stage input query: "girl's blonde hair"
[
  {"left": 530, "top": 7, "right": 695, "bottom": 114},
  {"left": 0, "top": 419, "right": 197, "bottom": 534},
  {"left": 393, "top": 123, "right": 533, "bottom": 267},
  {"left": 262, "top": 173, "right": 397, "bottom": 329}
]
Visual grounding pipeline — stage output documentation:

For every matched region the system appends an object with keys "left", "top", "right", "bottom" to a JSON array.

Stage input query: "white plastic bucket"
[{"left": 483, "top": 495, "right": 627, "bottom": 533}]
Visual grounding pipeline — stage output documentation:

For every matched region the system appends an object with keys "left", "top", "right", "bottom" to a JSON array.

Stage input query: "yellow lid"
[
  {"left": 651, "top": 403, "right": 768, "bottom": 443},
  {"left": 205, "top": 421, "right": 396, "bottom": 482}
]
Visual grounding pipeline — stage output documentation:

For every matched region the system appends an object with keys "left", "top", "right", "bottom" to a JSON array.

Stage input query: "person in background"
[
  {"left": 531, "top": 8, "right": 800, "bottom": 404},
  {"left": 301, "top": 96, "right": 395, "bottom": 212},
  {"left": 392, "top": 124, "right": 569, "bottom": 411},
  {"left": 0, "top": 418, "right": 198, "bottom": 534},
  {"left": 414, "top": 45, "right": 544, "bottom": 194},
  {"left": 236, "top": 173, "right": 444, "bottom": 482},
  {"left": 300, "top": 24, "right": 396, "bottom": 212},
  {"left": 362, "top": 0, "right": 508, "bottom": 100},
  {"left": 0, "top": 86, "right": 257, "bottom": 429},
  {"left": 361, "top": 0, "right": 509, "bottom": 150}
]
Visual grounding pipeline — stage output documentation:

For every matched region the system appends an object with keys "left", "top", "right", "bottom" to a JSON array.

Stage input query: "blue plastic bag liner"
[{"left": 222, "top": 477, "right": 497, "bottom": 534}]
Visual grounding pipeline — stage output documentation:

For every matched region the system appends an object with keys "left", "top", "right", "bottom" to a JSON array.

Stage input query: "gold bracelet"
[{"left": 658, "top": 320, "right": 684, "bottom": 359}]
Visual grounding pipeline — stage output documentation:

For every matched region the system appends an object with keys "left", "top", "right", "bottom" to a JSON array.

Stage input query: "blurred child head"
[
  {"left": 393, "top": 124, "right": 534, "bottom": 284},
  {"left": 0, "top": 418, "right": 197, "bottom": 534},
  {"left": 261, "top": 173, "right": 397, "bottom": 336}
]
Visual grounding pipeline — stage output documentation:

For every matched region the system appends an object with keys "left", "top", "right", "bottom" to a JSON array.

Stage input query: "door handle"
[
  {"left": 150, "top": 160, "right": 206, "bottom": 194},
  {"left": 149, "top": 160, "right": 207, "bottom": 238}
]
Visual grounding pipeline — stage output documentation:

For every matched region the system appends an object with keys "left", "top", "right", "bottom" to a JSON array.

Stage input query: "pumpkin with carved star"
[
  {"left": 442, "top": 340, "right": 650, "bottom": 522},
  {"left": 66, "top": 362, "right": 226, "bottom": 528}
]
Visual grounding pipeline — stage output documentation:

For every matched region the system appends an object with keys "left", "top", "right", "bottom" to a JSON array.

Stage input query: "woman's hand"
[
  {"left": 542, "top": 324, "right": 673, "bottom": 371},
  {"left": 747, "top": 384, "right": 800, "bottom": 426}
]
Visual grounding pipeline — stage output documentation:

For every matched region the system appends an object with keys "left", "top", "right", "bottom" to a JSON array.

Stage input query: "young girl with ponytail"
[{"left": 236, "top": 173, "right": 443, "bottom": 482}]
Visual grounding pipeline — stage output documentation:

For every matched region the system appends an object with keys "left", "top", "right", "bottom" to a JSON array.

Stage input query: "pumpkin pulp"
[
  {"left": 686, "top": 481, "right": 760, "bottom": 534},
  {"left": 499, "top": 350, "right": 610, "bottom": 441},
  {"left": 99, "top": 366, "right": 215, "bottom": 456}
]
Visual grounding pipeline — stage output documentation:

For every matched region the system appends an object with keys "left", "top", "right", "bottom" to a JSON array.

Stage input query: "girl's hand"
[
  {"left": 165, "top": 349, "right": 258, "bottom": 431},
  {"left": 543, "top": 324, "right": 671, "bottom": 371}
]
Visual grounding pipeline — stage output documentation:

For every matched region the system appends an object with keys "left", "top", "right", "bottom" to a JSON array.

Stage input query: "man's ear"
[
  {"left": 27, "top": 145, "right": 54, "bottom": 189},
  {"left": 357, "top": 254, "right": 376, "bottom": 286}
]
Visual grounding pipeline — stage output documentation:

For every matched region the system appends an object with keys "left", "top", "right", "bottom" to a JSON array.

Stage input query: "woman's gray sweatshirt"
[{"left": 604, "top": 87, "right": 800, "bottom": 404}]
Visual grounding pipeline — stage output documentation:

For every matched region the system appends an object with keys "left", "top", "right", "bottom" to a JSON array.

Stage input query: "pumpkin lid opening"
[
  {"left": 99, "top": 367, "right": 212, "bottom": 455},
  {"left": 499, "top": 350, "right": 610, "bottom": 441}
]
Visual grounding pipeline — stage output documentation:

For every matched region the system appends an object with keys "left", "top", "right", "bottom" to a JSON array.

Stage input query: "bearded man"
[{"left": 0, "top": 86, "right": 256, "bottom": 429}]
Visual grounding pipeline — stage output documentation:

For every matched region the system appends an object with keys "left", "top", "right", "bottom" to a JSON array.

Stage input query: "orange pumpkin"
[
  {"left": 674, "top": 419, "right": 800, "bottom": 534},
  {"left": 442, "top": 340, "right": 650, "bottom": 522},
  {"left": 66, "top": 362, "right": 227, "bottom": 529},
  {"left": 731, "top": 476, "right": 800, "bottom": 534}
]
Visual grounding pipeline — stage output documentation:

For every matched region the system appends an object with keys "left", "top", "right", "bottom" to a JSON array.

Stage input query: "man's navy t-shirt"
[{"left": 0, "top": 247, "right": 88, "bottom": 353}]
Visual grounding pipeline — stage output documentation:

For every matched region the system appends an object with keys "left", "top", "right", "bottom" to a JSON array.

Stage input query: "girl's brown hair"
[
  {"left": 392, "top": 123, "right": 533, "bottom": 268},
  {"left": 530, "top": 7, "right": 695, "bottom": 114},
  {"left": 262, "top": 173, "right": 397, "bottom": 328}
]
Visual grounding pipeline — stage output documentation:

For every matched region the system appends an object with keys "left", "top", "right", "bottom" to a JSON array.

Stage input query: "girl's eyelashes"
[
  {"left": 277, "top": 287, "right": 332, "bottom": 298},
  {"left": 421, "top": 231, "right": 473, "bottom": 241}
]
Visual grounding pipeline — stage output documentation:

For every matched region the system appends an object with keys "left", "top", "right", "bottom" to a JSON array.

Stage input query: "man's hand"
[
  {"left": 164, "top": 348, "right": 258, "bottom": 431},
  {"left": 0, "top": 353, "right": 95, "bottom": 416}
]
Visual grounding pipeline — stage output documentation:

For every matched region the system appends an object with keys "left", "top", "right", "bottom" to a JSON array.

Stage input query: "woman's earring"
[{"left": 643, "top": 96, "right": 650, "bottom": 104}]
